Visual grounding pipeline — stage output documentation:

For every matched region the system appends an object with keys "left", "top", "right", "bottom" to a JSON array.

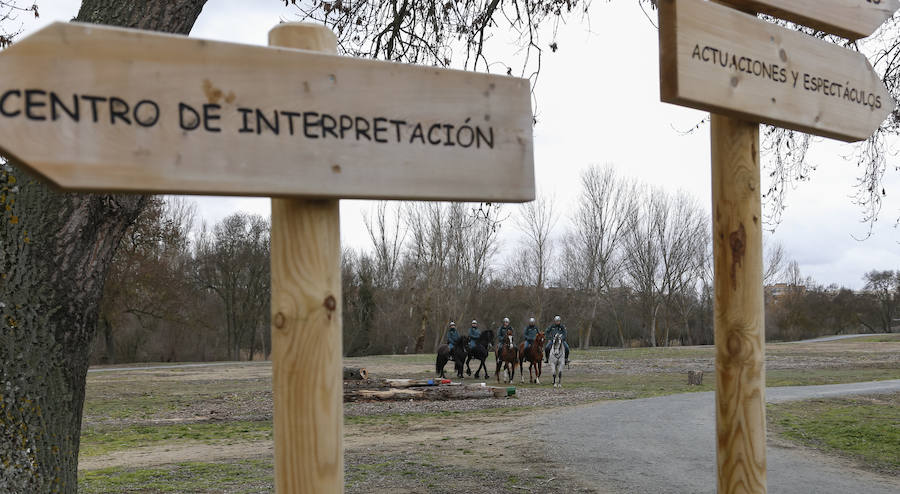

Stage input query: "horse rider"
[
  {"left": 544, "top": 315, "right": 570, "bottom": 365},
  {"left": 497, "top": 317, "right": 514, "bottom": 349},
  {"left": 467, "top": 320, "right": 481, "bottom": 350},
  {"left": 446, "top": 321, "right": 460, "bottom": 351},
  {"left": 523, "top": 317, "right": 539, "bottom": 352}
]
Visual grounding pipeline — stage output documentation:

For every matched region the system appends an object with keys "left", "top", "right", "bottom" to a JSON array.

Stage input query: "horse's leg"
[
  {"left": 465, "top": 354, "right": 472, "bottom": 376},
  {"left": 495, "top": 356, "right": 501, "bottom": 383},
  {"left": 482, "top": 358, "right": 489, "bottom": 379},
  {"left": 519, "top": 354, "right": 525, "bottom": 384}
]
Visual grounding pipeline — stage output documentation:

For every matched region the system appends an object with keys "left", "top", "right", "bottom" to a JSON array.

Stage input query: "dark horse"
[
  {"left": 465, "top": 329, "right": 494, "bottom": 379},
  {"left": 518, "top": 331, "right": 544, "bottom": 384},
  {"left": 436, "top": 335, "right": 469, "bottom": 379},
  {"left": 495, "top": 330, "right": 518, "bottom": 383}
]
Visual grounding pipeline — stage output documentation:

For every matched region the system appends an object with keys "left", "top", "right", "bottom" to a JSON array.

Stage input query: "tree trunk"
[
  {"left": 101, "top": 315, "right": 115, "bottom": 364},
  {"left": 649, "top": 302, "right": 660, "bottom": 347},
  {"left": 0, "top": 3, "right": 206, "bottom": 492},
  {"left": 583, "top": 290, "right": 599, "bottom": 349},
  {"left": 416, "top": 305, "right": 428, "bottom": 353}
]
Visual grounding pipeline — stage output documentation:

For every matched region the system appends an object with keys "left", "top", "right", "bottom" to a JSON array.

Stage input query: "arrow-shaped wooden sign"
[
  {"left": 659, "top": 0, "right": 895, "bottom": 142},
  {"left": 0, "top": 22, "right": 534, "bottom": 201},
  {"left": 724, "top": 0, "right": 900, "bottom": 40}
]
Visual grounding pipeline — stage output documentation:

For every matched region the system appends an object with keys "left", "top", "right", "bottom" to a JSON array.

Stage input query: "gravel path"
[
  {"left": 795, "top": 333, "right": 882, "bottom": 343},
  {"left": 543, "top": 380, "right": 900, "bottom": 494}
]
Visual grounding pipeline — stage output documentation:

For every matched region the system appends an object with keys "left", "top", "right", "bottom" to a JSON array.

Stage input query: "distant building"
[{"left": 765, "top": 283, "right": 806, "bottom": 301}]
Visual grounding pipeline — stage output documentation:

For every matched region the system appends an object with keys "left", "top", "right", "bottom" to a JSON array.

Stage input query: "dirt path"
[
  {"left": 79, "top": 442, "right": 274, "bottom": 470},
  {"left": 543, "top": 380, "right": 900, "bottom": 494}
]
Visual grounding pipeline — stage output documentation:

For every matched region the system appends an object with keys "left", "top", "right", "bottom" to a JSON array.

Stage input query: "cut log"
[
  {"left": 343, "top": 367, "right": 368, "bottom": 380},
  {"left": 688, "top": 370, "right": 704, "bottom": 386}
]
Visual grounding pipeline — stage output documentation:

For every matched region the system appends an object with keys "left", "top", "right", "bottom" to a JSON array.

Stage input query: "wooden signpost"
[
  {"left": 659, "top": 0, "right": 894, "bottom": 142},
  {"left": 725, "top": 0, "right": 900, "bottom": 40},
  {"left": 659, "top": 0, "right": 894, "bottom": 492},
  {"left": 0, "top": 22, "right": 534, "bottom": 493},
  {"left": 0, "top": 22, "right": 534, "bottom": 202}
]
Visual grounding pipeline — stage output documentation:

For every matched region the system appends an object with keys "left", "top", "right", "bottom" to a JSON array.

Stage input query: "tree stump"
[
  {"left": 343, "top": 367, "right": 368, "bottom": 380},
  {"left": 688, "top": 370, "right": 704, "bottom": 386}
]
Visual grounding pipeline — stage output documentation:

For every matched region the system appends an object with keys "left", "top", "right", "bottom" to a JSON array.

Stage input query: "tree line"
[{"left": 94, "top": 165, "right": 895, "bottom": 365}]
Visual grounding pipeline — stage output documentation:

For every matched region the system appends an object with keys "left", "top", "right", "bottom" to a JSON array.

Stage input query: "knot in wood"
[
  {"left": 728, "top": 223, "right": 747, "bottom": 290},
  {"left": 274, "top": 312, "right": 286, "bottom": 329},
  {"left": 323, "top": 295, "right": 336, "bottom": 312},
  {"left": 725, "top": 332, "right": 755, "bottom": 364}
]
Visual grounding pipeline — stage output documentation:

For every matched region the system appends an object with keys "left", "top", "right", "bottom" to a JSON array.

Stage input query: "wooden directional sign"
[
  {"left": 0, "top": 22, "right": 534, "bottom": 202},
  {"left": 725, "top": 0, "right": 900, "bottom": 40},
  {"left": 659, "top": 0, "right": 895, "bottom": 142}
]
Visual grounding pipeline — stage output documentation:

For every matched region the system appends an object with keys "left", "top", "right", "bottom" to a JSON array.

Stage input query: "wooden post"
[
  {"left": 269, "top": 24, "right": 343, "bottom": 494},
  {"left": 710, "top": 114, "right": 767, "bottom": 493}
]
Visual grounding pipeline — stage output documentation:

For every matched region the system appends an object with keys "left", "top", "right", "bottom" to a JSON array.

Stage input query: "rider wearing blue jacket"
[
  {"left": 467, "top": 320, "right": 480, "bottom": 349},
  {"left": 497, "top": 318, "right": 514, "bottom": 347},
  {"left": 523, "top": 318, "right": 539, "bottom": 350},
  {"left": 446, "top": 321, "right": 460, "bottom": 351},
  {"left": 544, "top": 315, "right": 570, "bottom": 365}
]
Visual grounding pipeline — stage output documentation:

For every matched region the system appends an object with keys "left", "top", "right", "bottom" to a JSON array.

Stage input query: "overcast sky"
[{"left": 12, "top": 0, "right": 900, "bottom": 289}]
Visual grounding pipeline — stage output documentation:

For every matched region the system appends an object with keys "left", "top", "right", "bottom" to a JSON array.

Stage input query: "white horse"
[{"left": 548, "top": 333, "right": 564, "bottom": 388}]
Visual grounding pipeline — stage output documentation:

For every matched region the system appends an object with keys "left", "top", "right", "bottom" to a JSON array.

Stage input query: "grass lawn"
[
  {"left": 767, "top": 392, "right": 900, "bottom": 476},
  {"left": 78, "top": 459, "right": 273, "bottom": 494},
  {"left": 81, "top": 420, "right": 273, "bottom": 457}
]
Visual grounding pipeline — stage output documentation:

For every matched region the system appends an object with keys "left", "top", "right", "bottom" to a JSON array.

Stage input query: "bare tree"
[
  {"left": 364, "top": 201, "right": 407, "bottom": 289},
  {"left": 658, "top": 192, "right": 706, "bottom": 346},
  {"left": 292, "top": 0, "right": 592, "bottom": 88},
  {"left": 194, "top": 213, "right": 271, "bottom": 361},
  {"left": 0, "top": 1, "right": 38, "bottom": 47},
  {"left": 624, "top": 187, "right": 706, "bottom": 346},
  {"left": 863, "top": 269, "right": 898, "bottom": 333},
  {"left": 624, "top": 186, "right": 666, "bottom": 346},
  {"left": 563, "top": 164, "right": 636, "bottom": 347},
  {"left": 763, "top": 239, "right": 786, "bottom": 286},
  {"left": 401, "top": 201, "right": 503, "bottom": 352},
  {"left": 512, "top": 193, "right": 557, "bottom": 323},
  {"left": 98, "top": 197, "right": 199, "bottom": 364}
]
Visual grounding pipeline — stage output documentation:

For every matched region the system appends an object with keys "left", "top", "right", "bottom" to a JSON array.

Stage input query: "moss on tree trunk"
[{"left": 0, "top": 2, "right": 206, "bottom": 492}]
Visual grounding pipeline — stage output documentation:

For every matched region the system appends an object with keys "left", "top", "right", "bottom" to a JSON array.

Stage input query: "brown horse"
[
  {"left": 518, "top": 331, "right": 544, "bottom": 384},
  {"left": 495, "top": 330, "right": 518, "bottom": 383}
]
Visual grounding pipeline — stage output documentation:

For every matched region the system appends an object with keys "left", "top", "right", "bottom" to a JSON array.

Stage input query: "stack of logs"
[{"left": 342, "top": 367, "right": 511, "bottom": 402}]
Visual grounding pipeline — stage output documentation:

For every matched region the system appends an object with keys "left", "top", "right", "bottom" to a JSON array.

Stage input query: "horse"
[
  {"left": 465, "top": 329, "right": 494, "bottom": 379},
  {"left": 518, "top": 331, "right": 544, "bottom": 384},
  {"left": 548, "top": 333, "right": 565, "bottom": 388},
  {"left": 495, "top": 330, "right": 518, "bottom": 383},
  {"left": 436, "top": 335, "right": 469, "bottom": 379}
]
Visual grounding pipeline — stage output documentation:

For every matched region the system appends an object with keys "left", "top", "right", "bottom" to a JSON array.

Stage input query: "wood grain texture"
[
  {"left": 658, "top": 0, "right": 893, "bottom": 142},
  {"left": 270, "top": 24, "right": 343, "bottom": 494},
  {"left": 710, "top": 114, "right": 767, "bottom": 494},
  {"left": 724, "top": 0, "right": 900, "bottom": 40},
  {"left": 0, "top": 21, "right": 534, "bottom": 201}
]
